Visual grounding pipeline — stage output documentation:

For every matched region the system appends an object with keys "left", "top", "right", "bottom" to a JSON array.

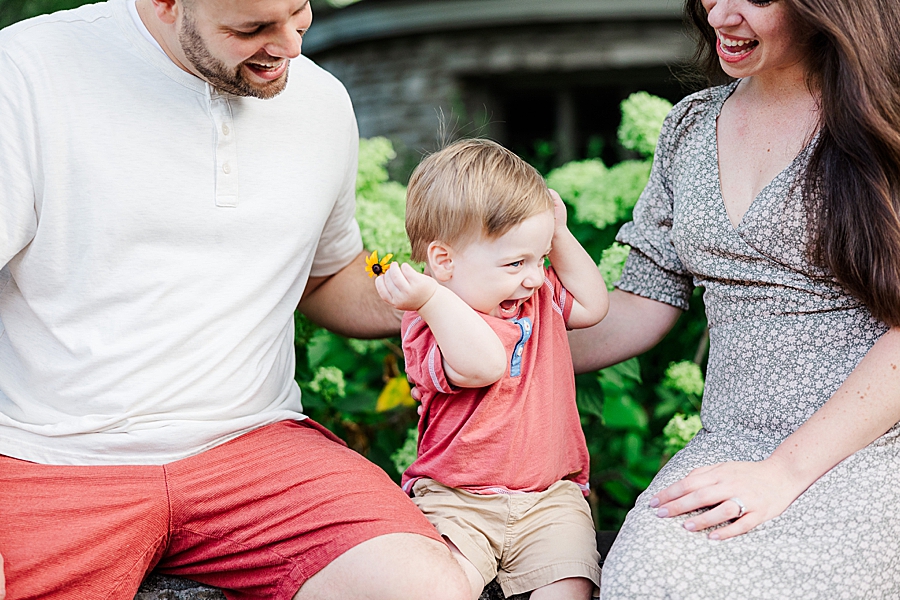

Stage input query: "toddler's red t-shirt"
[{"left": 400, "top": 266, "right": 590, "bottom": 496}]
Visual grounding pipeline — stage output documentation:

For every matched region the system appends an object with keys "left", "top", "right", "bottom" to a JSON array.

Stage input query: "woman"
[{"left": 570, "top": 0, "right": 900, "bottom": 597}]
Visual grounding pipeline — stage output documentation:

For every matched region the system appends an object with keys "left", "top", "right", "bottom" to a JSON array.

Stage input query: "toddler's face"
[{"left": 440, "top": 209, "right": 554, "bottom": 319}]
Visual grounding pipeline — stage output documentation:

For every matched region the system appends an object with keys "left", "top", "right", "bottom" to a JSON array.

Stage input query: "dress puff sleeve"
[{"left": 614, "top": 94, "right": 707, "bottom": 311}]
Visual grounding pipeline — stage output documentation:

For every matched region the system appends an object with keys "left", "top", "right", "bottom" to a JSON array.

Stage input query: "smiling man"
[{"left": 0, "top": 0, "right": 469, "bottom": 598}]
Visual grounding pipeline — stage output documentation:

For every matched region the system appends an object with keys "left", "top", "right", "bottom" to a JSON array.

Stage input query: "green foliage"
[
  {"left": 654, "top": 360, "right": 704, "bottom": 420},
  {"left": 604, "top": 160, "right": 652, "bottom": 219},
  {"left": 307, "top": 366, "right": 346, "bottom": 404},
  {"left": 545, "top": 160, "right": 650, "bottom": 233},
  {"left": 391, "top": 427, "right": 419, "bottom": 474},
  {"left": 547, "top": 160, "right": 615, "bottom": 230},
  {"left": 294, "top": 139, "right": 420, "bottom": 478},
  {"left": 598, "top": 243, "right": 630, "bottom": 291},
  {"left": 664, "top": 361, "right": 705, "bottom": 397},
  {"left": 545, "top": 92, "right": 709, "bottom": 529},
  {"left": 1, "top": 0, "right": 88, "bottom": 29},
  {"left": 355, "top": 137, "right": 413, "bottom": 265},
  {"left": 618, "top": 92, "right": 674, "bottom": 158},
  {"left": 662, "top": 413, "right": 703, "bottom": 455}
]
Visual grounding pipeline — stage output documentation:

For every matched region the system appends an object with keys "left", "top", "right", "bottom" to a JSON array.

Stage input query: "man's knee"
[{"left": 294, "top": 533, "right": 469, "bottom": 600}]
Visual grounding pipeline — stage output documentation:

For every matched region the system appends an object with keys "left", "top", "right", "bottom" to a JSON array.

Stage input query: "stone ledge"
[
  {"left": 136, "top": 576, "right": 517, "bottom": 600},
  {"left": 135, "top": 574, "right": 226, "bottom": 600}
]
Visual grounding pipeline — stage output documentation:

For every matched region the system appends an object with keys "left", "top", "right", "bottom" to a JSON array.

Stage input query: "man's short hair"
[{"left": 406, "top": 138, "right": 553, "bottom": 262}]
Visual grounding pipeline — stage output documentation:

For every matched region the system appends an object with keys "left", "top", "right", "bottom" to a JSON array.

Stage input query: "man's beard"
[{"left": 178, "top": 11, "right": 289, "bottom": 99}]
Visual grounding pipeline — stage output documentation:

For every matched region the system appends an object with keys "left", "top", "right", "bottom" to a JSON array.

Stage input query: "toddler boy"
[{"left": 375, "top": 139, "right": 608, "bottom": 599}]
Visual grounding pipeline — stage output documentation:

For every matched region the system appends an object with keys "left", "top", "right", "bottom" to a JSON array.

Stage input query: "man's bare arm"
[
  {"left": 299, "top": 251, "right": 402, "bottom": 339},
  {"left": 568, "top": 289, "right": 682, "bottom": 373}
]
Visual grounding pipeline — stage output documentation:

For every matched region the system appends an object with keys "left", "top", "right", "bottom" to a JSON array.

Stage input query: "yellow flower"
[{"left": 365, "top": 250, "right": 393, "bottom": 278}]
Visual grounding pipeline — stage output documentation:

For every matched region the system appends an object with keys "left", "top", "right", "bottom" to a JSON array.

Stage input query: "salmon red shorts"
[{"left": 0, "top": 420, "right": 441, "bottom": 600}]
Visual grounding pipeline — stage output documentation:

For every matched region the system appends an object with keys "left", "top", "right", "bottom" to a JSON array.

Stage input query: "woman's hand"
[{"left": 649, "top": 457, "right": 806, "bottom": 540}]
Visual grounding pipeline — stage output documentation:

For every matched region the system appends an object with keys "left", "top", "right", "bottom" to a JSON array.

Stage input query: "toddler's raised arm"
[
  {"left": 375, "top": 263, "right": 507, "bottom": 387},
  {"left": 547, "top": 190, "right": 610, "bottom": 329}
]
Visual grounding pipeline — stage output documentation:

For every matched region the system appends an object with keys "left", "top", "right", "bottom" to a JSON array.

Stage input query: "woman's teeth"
[{"left": 719, "top": 34, "right": 758, "bottom": 55}]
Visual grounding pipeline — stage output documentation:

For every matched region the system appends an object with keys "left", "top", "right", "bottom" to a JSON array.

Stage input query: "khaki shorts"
[{"left": 411, "top": 478, "right": 601, "bottom": 596}]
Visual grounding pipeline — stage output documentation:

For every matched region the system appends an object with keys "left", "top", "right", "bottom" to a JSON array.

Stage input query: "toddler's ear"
[{"left": 426, "top": 241, "right": 454, "bottom": 282}]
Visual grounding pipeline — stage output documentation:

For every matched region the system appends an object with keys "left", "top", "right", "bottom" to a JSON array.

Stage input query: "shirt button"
[
  {"left": 516, "top": 348, "right": 523, "bottom": 356},
  {"left": 222, "top": 124, "right": 230, "bottom": 135},
  {"left": 524, "top": 322, "right": 530, "bottom": 331},
  {"left": 223, "top": 163, "right": 231, "bottom": 174}
]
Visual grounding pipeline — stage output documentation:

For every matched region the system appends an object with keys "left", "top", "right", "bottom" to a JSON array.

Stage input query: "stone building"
[{"left": 305, "top": 0, "right": 695, "bottom": 173}]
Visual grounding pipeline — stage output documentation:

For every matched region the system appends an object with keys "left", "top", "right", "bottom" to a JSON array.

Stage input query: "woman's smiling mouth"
[{"left": 716, "top": 32, "right": 759, "bottom": 62}]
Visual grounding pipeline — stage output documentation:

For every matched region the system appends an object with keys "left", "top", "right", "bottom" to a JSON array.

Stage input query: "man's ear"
[
  {"left": 426, "top": 241, "right": 454, "bottom": 283},
  {"left": 147, "top": 0, "right": 180, "bottom": 25}
]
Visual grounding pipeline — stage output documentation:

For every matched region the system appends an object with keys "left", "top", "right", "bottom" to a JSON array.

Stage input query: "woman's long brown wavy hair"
[{"left": 685, "top": 0, "right": 900, "bottom": 327}]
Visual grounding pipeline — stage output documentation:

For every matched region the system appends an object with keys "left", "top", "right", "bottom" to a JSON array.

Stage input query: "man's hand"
[
  {"left": 375, "top": 263, "right": 438, "bottom": 312},
  {"left": 648, "top": 457, "right": 804, "bottom": 540}
]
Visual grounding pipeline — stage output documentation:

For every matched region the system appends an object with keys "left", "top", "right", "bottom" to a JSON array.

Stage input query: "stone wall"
[{"left": 308, "top": 20, "right": 692, "bottom": 165}]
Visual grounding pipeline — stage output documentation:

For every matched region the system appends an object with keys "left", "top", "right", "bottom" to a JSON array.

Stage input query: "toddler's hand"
[
  {"left": 375, "top": 262, "right": 438, "bottom": 312},
  {"left": 549, "top": 189, "right": 569, "bottom": 235}
]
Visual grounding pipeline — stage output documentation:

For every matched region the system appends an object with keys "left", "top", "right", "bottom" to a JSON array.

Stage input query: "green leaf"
[
  {"left": 603, "top": 479, "right": 636, "bottom": 505},
  {"left": 576, "top": 386, "right": 605, "bottom": 419},
  {"left": 623, "top": 468, "right": 655, "bottom": 489},
  {"left": 600, "top": 357, "right": 642, "bottom": 387},
  {"left": 601, "top": 393, "right": 648, "bottom": 431},
  {"left": 652, "top": 387, "right": 683, "bottom": 419},
  {"left": 623, "top": 431, "right": 644, "bottom": 466},
  {"left": 305, "top": 330, "right": 335, "bottom": 370}
]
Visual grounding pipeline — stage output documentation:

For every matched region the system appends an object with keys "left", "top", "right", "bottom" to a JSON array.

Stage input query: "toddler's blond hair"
[{"left": 406, "top": 139, "right": 553, "bottom": 262}]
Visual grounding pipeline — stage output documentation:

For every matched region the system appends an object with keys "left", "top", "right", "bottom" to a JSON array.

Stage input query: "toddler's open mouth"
[{"left": 499, "top": 298, "right": 523, "bottom": 317}]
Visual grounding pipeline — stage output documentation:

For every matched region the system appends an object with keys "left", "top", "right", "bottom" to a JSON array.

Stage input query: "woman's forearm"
[
  {"left": 767, "top": 327, "right": 900, "bottom": 489},
  {"left": 567, "top": 289, "right": 682, "bottom": 373}
]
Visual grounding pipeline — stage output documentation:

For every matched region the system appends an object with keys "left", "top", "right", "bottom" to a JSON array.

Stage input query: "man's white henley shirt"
[{"left": 0, "top": 0, "right": 363, "bottom": 465}]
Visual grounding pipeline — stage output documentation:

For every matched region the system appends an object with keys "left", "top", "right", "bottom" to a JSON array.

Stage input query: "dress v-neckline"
[{"left": 712, "top": 82, "right": 814, "bottom": 233}]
